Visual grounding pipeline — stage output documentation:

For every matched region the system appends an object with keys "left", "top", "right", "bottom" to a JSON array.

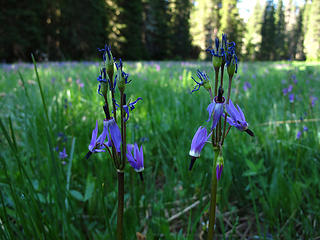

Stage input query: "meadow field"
[{"left": 0, "top": 60, "right": 319, "bottom": 239}]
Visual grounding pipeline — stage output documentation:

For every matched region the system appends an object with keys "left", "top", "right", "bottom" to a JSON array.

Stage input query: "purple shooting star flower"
[
  {"left": 243, "top": 81, "right": 252, "bottom": 91},
  {"left": 225, "top": 100, "right": 254, "bottom": 136},
  {"left": 127, "top": 143, "right": 144, "bottom": 181},
  {"left": 289, "top": 93, "right": 294, "bottom": 103},
  {"left": 59, "top": 148, "right": 68, "bottom": 159},
  {"left": 310, "top": 96, "right": 317, "bottom": 107},
  {"left": 189, "top": 126, "right": 212, "bottom": 170},
  {"left": 296, "top": 130, "right": 302, "bottom": 140}
]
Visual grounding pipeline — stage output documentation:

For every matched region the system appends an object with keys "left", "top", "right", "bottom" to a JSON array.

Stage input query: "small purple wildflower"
[
  {"left": 127, "top": 143, "right": 144, "bottom": 172},
  {"left": 59, "top": 148, "right": 68, "bottom": 159},
  {"left": 289, "top": 93, "right": 294, "bottom": 103},
  {"left": 296, "top": 131, "right": 302, "bottom": 140},
  {"left": 310, "top": 96, "right": 317, "bottom": 107},
  {"left": 243, "top": 81, "right": 252, "bottom": 91},
  {"left": 155, "top": 64, "right": 161, "bottom": 72},
  {"left": 225, "top": 100, "right": 248, "bottom": 131},
  {"left": 207, "top": 96, "right": 225, "bottom": 130},
  {"left": 303, "top": 126, "right": 308, "bottom": 132},
  {"left": 76, "top": 79, "right": 84, "bottom": 88},
  {"left": 287, "top": 85, "right": 293, "bottom": 92},
  {"left": 282, "top": 88, "right": 288, "bottom": 96}
]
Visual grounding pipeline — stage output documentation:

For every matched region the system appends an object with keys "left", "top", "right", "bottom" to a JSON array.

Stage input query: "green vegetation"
[{"left": 0, "top": 60, "right": 319, "bottom": 239}]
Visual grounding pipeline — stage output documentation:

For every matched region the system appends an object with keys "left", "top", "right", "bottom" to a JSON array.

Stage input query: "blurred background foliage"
[{"left": 1, "top": 0, "right": 320, "bottom": 62}]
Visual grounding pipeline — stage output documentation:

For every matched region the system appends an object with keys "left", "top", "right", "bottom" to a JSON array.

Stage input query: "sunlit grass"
[{"left": 0, "top": 60, "right": 319, "bottom": 239}]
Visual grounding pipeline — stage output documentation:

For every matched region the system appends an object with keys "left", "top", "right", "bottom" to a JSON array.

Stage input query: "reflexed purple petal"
[
  {"left": 236, "top": 104, "right": 246, "bottom": 121},
  {"left": 97, "top": 120, "right": 108, "bottom": 145},
  {"left": 226, "top": 100, "right": 238, "bottom": 121},
  {"left": 211, "top": 103, "right": 224, "bottom": 129},
  {"left": 216, "top": 165, "right": 223, "bottom": 180},
  {"left": 107, "top": 118, "right": 121, "bottom": 152},
  {"left": 88, "top": 120, "right": 98, "bottom": 152},
  {"left": 207, "top": 102, "right": 215, "bottom": 122}
]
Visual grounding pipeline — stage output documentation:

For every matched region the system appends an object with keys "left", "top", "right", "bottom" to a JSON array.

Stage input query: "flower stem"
[
  {"left": 207, "top": 149, "right": 220, "bottom": 240},
  {"left": 116, "top": 171, "right": 124, "bottom": 240},
  {"left": 120, "top": 92, "right": 127, "bottom": 169},
  {"left": 221, "top": 75, "right": 233, "bottom": 146}
]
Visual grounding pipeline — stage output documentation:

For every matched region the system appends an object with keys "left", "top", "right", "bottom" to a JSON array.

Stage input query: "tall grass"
[{"left": 0, "top": 60, "right": 319, "bottom": 239}]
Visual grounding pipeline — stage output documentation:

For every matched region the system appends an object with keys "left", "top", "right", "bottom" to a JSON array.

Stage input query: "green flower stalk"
[
  {"left": 189, "top": 34, "right": 254, "bottom": 239},
  {"left": 85, "top": 46, "right": 144, "bottom": 240}
]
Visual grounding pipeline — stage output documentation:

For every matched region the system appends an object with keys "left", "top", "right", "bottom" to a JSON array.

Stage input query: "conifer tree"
[
  {"left": 275, "top": 0, "right": 286, "bottom": 59},
  {"left": 243, "top": 0, "right": 263, "bottom": 60},
  {"left": 304, "top": 0, "right": 320, "bottom": 60},
  {"left": 144, "top": 0, "right": 171, "bottom": 59},
  {"left": 260, "top": 0, "right": 276, "bottom": 60},
  {"left": 171, "top": 0, "right": 192, "bottom": 59}
]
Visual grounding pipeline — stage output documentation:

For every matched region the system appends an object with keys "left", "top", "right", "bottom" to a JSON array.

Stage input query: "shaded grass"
[{"left": 0, "top": 60, "right": 319, "bottom": 239}]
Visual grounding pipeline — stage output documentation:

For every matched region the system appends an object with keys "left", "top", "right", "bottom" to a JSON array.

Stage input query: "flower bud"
[
  {"left": 227, "top": 56, "right": 237, "bottom": 78},
  {"left": 97, "top": 68, "right": 109, "bottom": 98},
  {"left": 105, "top": 46, "right": 114, "bottom": 80},
  {"left": 216, "top": 154, "right": 224, "bottom": 181},
  {"left": 212, "top": 56, "right": 223, "bottom": 68}
]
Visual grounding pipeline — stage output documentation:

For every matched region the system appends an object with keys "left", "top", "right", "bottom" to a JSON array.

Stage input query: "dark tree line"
[
  {"left": 1, "top": 0, "right": 319, "bottom": 62},
  {"left": 1, "top": 0, "right": 194, "bottom": 62}
]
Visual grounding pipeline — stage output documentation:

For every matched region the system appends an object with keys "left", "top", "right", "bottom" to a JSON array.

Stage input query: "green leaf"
[{"left": 70, "top": 190, "right": 84, "bottom": 201}]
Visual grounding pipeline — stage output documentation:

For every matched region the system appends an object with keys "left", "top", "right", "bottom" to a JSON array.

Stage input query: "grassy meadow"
[{"left": 0, "top": 60, "right": 319, "bottom": 239}]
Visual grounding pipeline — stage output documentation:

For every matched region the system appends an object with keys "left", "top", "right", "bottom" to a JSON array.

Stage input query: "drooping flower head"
[
  {"left": 225, "top": 100, "right": 248, "bottom": 131},
  {"left": 189, "top": 126, "right": 212, "bottom": 170},
  {"left": 207, "top": 87, "right": 225, "bottom": 130},
  {"left": 191, "top": 70, "right": 211, "bottom": 93},
  {"left": 127, "top": 143, "right": 144, "bottom": 182},
  {"left": 127, "top": 143, "right": 144, "bottom": 172},
  {"left": 114, "top": 97, "right": 143, "bottom": 122}
]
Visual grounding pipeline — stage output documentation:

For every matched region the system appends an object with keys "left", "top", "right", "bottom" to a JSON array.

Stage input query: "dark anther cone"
[
  {"left": 189, "top": 156, "right": 197, "bottom": 171},
  {"left": 139, "top": 172, "right": 144, "bottom": 182},
  {"left": 245, "top": 129, "right": 254, "bottom": 137},
  {"left": 85, "top": 151, "right": 92, "bottom": 159}
]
